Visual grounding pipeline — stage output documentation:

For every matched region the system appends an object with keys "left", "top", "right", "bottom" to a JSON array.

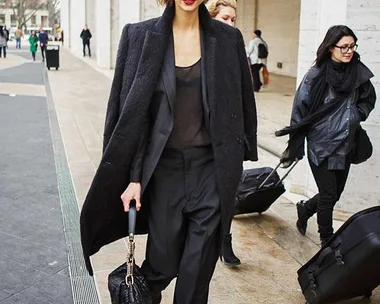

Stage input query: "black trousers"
[
  {"left": 41, "top": 45, "right": 46, "bottom": 60},
  {"left": 83, "top": 41, "right": 91, "bottom": 57},
  {"left": 304, "top": 158, "right": 351, "bottom": 239},
  {"left": 141, "top": 146, "right": 221, "bottom": 304},
  {"left": 251, "top": 63, "right": 264, "bottom": 92}
]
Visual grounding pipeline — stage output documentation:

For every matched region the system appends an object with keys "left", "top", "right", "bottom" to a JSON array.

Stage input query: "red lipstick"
[{"left": 183, "top": 0, "right": 196, "bottom": 5}]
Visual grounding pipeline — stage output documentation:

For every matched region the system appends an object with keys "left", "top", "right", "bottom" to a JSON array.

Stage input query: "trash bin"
[{"left": 46, "top": 45, "right": 60, "bottom": 70}]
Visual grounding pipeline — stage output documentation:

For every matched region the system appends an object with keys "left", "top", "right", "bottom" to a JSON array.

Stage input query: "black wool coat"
[{"left": 80, "top": 3, "right": 258, "bottom": 275}]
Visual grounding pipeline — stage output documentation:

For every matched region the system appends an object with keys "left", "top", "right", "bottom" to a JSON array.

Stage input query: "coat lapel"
[
  {"left": 161, "top": 35, "right": 176, "bottom": 113},
  {"left": 200, "top": 30, "right": 211, "bottom": 131},
  {"left": 118, "top": 5, "right": 174, "bottom": 126},
  {"left": 198, "top": 3, "right": 218, "bottom": 122},
  {"left": 204, "top": 34, "right": 217, "bottom": 118}
]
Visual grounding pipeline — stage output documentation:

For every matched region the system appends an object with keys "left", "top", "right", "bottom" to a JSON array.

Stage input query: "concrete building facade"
[
  {"left": 60, "top": 0, "right": 380, "bottom": 213},
  {"left": 0, "top": 0, "right": 49, "bottom": 33}
]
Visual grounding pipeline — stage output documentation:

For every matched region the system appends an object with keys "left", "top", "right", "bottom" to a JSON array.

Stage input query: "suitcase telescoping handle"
[{"left": 258, "top": 159, "right": 299, "bottom": 190}]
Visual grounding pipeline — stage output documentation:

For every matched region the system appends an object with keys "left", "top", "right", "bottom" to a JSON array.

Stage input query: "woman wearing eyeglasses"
[{"left": 276, "top": 25, "right": 376, "bottom": 246}]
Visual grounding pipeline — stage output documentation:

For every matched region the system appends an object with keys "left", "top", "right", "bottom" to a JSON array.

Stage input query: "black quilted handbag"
[{"left": 108, "top": 202, "right": 151, "bottom": 304}]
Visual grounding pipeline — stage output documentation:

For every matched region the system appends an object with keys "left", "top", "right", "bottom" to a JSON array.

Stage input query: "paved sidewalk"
[
  {"left": 0, "top": 46, "right": 73, "bottom": 303},
  {"left": 46, "top": 47, "right": 380, "bottom": 304}
]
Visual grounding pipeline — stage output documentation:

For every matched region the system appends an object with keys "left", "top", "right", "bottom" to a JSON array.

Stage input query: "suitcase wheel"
[
  {"left": 48, "top": 67, "right": 50, "bottom": 70},
  {"left": 56, "top": 67, "right": 58, "bottom": 70}
]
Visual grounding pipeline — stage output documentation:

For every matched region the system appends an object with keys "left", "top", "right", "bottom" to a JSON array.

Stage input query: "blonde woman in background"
[
  {"left": 207, "top": 0, "right": 237, "bottom": 27},
  {"left": 207, "top": 0, "right": 243, "bottom": 267}
]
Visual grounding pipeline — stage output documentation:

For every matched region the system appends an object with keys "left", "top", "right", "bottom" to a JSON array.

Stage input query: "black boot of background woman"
[{"left": 276, "top": 25, "right": 376, "bottom": 247}]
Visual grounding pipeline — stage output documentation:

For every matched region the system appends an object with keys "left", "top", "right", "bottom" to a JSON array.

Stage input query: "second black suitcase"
[
  {"left": 298, "top": 206, "right": 380, "bottom": 304},
  {"left": 234, "top": 162, "right": 297, "bottom": 215}
]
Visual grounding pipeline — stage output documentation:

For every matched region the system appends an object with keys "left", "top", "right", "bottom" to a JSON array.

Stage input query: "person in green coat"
[{"left": 28, "top": 31, "right": 38, "bottom": 61}]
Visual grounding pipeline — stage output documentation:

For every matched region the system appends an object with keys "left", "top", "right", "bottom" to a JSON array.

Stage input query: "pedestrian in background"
[
  {"left": 276, "top": 25, "right": 376, "bottom": 247},
  {"left": 0, "top": 26, "right": 7, "bottom": 58},
  {"left": 60, "top": 30, "right": 64, "bottom": 46},
  {"left": 80, "top": 25, "right": 92, "bottom": 57},
  {"left": 3, "top": 26, "right": 9, "bottom": 48},
  {"left": 28, "top": 31, "right": 38, "bottom": 61},
  {"left": 38, "top": 28, "right": 48, "bottom": 62},
  {"left": 247, "top": 29, "right": 269, "bottom": 92},
  {"left": 207, "top": 0, "right": 243, "bottom": 267},
  {"left": 79, "top": 0, "right": 258, "bottom": 303},
  {"left": 15, "top": 27, "right": 23, "bottom": 49}
]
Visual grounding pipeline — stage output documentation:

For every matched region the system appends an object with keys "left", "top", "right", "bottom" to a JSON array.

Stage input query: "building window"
[
  {"left": 31, "top": 15, "right": 36, "bottom": 27},
  {"left": 0, "top": 14, "right": 5, "bottom": 25},
  {"left": 11, "top": 14, "right": 17, "bottom": 27}
]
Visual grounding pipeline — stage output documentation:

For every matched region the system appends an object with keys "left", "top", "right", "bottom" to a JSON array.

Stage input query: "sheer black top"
[{"left": 166, "top": 59, "right": 210, "bottom": 149}]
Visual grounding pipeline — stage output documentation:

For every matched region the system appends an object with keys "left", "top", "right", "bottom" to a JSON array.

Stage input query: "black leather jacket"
[{"left": 291, "top": 62, "right": 376, "bottom": 169}]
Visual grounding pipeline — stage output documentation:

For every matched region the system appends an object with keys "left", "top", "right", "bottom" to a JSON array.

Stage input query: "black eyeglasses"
[{"left": 334, "top": 44, "right": 358, "bottom": 54}]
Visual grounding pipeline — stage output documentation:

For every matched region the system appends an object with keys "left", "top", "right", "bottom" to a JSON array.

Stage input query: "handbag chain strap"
[{"left": 125, "top": 233, "right": 135, "bottom": 286}]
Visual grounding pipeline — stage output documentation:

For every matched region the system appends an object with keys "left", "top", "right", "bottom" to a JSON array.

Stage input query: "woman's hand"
[{"left": 120, "top": 182, "right": 142, "bottom": 212}]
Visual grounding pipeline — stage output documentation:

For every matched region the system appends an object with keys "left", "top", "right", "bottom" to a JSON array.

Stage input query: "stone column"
[
  {"left": 236, "top": 0, "right": 257, "bottom": 44},
  {"left": 297, "top": 0, "right": 347, "bottom": 84},
  {"left": 119, "top": 0, "right": 140, "bottom": 37},
  {"left": 86, "top": 0, "right": 97, "bottom": 57},
  {"left": 96, "top": 0, "right": 111, "bottom": 68},
  {"left": 60, "top": 0, "right": 71, "bottom": 47},
  {"left": 69, "top": 0, "right": 86, "bottom": 56},
  {"left": 295, "top": 0, "right": 380, "bottom": 213}
]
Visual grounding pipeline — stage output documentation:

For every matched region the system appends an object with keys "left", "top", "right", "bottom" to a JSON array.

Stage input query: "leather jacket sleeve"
[
  {"left": 290, "top": 73, "right": 313, "bottom": 126},
  {"left": 236, "top": 30, "right": 258, "bottom": 161},
  {"left": 356, "top": 80, "right": 376, "bottom": 121},
  {"left": 289, "top": 72, "right": 313, "bottom": 158}
]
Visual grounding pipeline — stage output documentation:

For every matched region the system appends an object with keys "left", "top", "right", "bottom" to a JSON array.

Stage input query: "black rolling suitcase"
[
  {"left": 46, "top": 45, "right": 60, "bottom": 70},
  {"left": 298, "top": 206, "right": 380, "bottom": 304},
  {"left": 234, "top": 161, "right": 297, "bottom": 215}
]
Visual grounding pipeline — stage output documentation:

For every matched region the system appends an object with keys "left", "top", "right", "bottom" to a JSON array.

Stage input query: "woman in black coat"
[
  {"left": 80, "top": 0, "right": 257, "bottom": 303},
  {"left": 276, "top": 25, "right": 376, "bottom": 247}
]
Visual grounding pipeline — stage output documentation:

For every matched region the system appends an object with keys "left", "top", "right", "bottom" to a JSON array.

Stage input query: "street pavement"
[
  {"left": 0, "top": 42, "right": 379, "bottom": 303},
  {"left": 0, "top": 46, "right": 73, "bottom": 303}
]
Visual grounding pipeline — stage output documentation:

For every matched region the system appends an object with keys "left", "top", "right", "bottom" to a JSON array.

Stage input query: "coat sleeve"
[
  {"left": 236, "top": 30, "right": 258, "bottom": 161},
  {"left": 103, "top": 24, "right": 130, "bottom": 153},
  {"left": 356, "top": 80, "right": 376, "bottom": 121},
  {"left": 129, "top": 115, "right": 150, "bottom": 182}
]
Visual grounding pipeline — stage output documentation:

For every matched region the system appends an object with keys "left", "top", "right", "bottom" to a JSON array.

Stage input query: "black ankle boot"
[
  {"left": 221, "top": 234, "right": 241, "bottom": 266},
  {"left": 296, "top": 200, "right": 310, "bottom": 235}
]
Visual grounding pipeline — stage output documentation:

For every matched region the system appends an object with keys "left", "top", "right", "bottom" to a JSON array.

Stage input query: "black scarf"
[{"left": 275, "top": 54, "right": 360, "bottom": 166}]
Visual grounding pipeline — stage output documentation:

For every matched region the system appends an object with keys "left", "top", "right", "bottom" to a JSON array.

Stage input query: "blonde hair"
[{"left": 206, "top": 0, "right": 237, "bottom": 18}]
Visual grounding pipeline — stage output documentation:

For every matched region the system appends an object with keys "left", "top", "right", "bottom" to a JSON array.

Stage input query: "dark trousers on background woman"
[
  {"left": 141, "top": 146, "right": 221, "bottom": 304},
  {"left": 83, "top": 41, "right": 91, "bottom": 57},
  {"left": 0, "top": 46, "right": 6, "bottom": 58},
  {"left": 300, "top": 158, "right": 351, "bottom": 242},
  {"left": 41, "top": 45, "right": 46, "bottom": 61},
  {"left": 251, "top": 63, "right": 264, "bottom": 92}
]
